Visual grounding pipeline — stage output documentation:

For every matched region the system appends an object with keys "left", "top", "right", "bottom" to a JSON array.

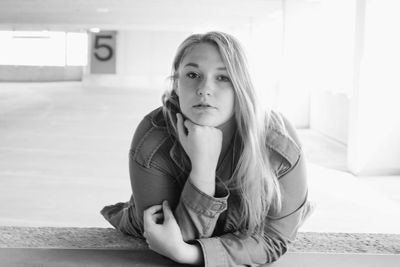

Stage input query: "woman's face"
[{"left": 175, "top": 43, "right": 235, "bottom": 127}]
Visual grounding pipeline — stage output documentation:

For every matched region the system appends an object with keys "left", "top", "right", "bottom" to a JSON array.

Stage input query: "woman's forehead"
[{"left": 180, "top": 44, "right": 226, "bottom": 72}]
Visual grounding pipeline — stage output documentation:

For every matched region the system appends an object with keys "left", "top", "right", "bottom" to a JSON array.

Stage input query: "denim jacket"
[{"left": 101, "top": 107, "right": 311, "bottom": 267}]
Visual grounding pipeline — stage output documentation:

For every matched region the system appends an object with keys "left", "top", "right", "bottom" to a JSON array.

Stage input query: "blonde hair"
[{"left": 162, "top": 31, "right": 281, "bottom": 234}]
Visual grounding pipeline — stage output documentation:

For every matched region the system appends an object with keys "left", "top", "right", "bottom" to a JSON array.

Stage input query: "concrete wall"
[
  {"left": 310, "top": 90, "right": 349, "bottom": 144},
  {"left": 294, "top": 0, "right": 355, "bottom": 142},
  {"left": 0, "top": 65, "right": 82, "bottom": 81},
  {"left": 347, "top": 0, "right": 400, "bottom": 175},
  {"left": 82, "top": 30, "right": 191, "bottom": 91},
  {"left": 277, "top": 0, "right": 320, "bottom": 128}
]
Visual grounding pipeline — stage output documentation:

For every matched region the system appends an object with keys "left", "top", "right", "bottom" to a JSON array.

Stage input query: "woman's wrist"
[
  {"left": 190, "top": 165, "right": 216, "bottom": 180},
  {"left": 176, "top": 241, "right": 204, "bottom": 265},
  {"left": 189, "top": 169, "right": 216, "bottom": 196}
]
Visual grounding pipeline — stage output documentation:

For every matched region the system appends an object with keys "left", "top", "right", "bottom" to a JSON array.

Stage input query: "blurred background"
[{"left": 0, "top": 0, "right": 399, "bottom": 234}]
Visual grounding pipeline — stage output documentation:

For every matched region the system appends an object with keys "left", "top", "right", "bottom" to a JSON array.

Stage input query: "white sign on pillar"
[{"left": 90, "top": 31, "right": 117, "bottom": 74}]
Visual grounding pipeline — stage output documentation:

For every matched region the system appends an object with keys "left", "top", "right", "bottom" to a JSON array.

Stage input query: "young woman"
[{"left": 101, "top": 31, "right": 312, "bottom": 266}]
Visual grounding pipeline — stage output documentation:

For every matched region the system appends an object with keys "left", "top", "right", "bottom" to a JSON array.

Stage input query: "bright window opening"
[{"left": 0, "top": 31, "right": 88, "bottom": 66}]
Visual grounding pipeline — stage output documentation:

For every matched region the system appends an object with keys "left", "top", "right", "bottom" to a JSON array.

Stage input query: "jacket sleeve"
[
  {"left": 129, "top": 155, "right": 230, "bottom": 241},
  {"left": 196, "top": 150, "right": 311, "bottom": 267}
]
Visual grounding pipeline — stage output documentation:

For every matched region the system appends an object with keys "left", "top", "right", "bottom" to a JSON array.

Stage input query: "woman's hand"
[
  {"left": 143, "top": 201, "right": 185, "bottom": 262},
  {"left": 143, "top": 201, "right": 203, "bottom": 265},
  {"left": 176, "top": 113, "right": 222, "bottom": 195}
]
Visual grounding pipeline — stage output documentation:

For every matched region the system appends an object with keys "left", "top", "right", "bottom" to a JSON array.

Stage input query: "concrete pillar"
[{"left": 347, "top": 0, "right": 400, "bottom": 175}]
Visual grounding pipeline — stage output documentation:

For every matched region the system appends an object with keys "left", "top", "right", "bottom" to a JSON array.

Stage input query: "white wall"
[
  {"left": 299, "top": 0, "right": 356, "bottom": 143},
  {"left": 277, "top": 0, "right": 320, "bottom": 128},
  {"left": 227, "top": 6, "right": 310, "bottom": 129},
  {"left": 244, "top": 17, "right": 284, "bottom": 114},
  {"left": 279, "top": 0, "right": 400, "bottom": 175},
  {"left": 310, "top": 90, "right": 349, "bottom": 144},
  {"left": 347, "top": 0, "right": 400, "bottom": 175},
  {"left": 82, "top": 30, "right": 191, "bottom": 91}
]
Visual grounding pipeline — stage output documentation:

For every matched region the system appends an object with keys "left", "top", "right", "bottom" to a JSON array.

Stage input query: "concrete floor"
[{"left": 1, "top": 82, "right": 399, "bottom": 233}]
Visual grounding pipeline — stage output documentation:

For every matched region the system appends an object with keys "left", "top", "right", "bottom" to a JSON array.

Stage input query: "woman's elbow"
[{"left": 263, "top": 234, "right": 289, "bottom": 263}]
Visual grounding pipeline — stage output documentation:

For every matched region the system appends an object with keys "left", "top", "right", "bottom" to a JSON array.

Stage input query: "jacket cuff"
[
  {"left": 197, "top": 237, "right": 226, "bottom": 267},
  {"left": 181, "top": 179, "right": 229, "bottom": 218}
]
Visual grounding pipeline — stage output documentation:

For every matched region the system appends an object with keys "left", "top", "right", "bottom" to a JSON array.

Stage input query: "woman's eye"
[
  {"left": 217, "top": 75, "right": 231, "bottom": 82},
  {"left": 186, "top": 72, "right": 199, "bottom": 79}
]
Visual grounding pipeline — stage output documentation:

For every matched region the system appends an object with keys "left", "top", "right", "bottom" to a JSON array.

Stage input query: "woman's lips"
[
  {"left": 193, "top": 103, "right": 215, "bottom": 108},
  {"left": 192, "top": 104, "right": 216, "bottom": 111}
]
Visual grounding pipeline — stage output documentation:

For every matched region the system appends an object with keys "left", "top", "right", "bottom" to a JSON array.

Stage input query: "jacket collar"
[{"left": 168, "top": 120, "right": 300, "bottom": 183}]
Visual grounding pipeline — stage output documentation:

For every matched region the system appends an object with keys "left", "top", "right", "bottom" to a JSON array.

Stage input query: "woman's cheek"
[
  {"left": 178, "top": 100, "right": 191, "bottom": 119},
  {"left": 180, "top": 77, "right": 197, "bottom": 89}
]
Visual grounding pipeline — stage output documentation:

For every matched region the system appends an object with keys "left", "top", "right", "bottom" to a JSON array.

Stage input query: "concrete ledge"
[
  {"left": 270, "top": 252, "right": 400, "bottom": 267},
  {"left": 0, "top": 249, "right": 399, "bottom": 267},
  {"left": 0, "top": 227, "right": 399, "bottom": 266},
  {"left": 1, "top": 227, "right": 399, "bottom": 254},
  {"left": 0, "top": 248, "right": 178, "bottom": 267}
]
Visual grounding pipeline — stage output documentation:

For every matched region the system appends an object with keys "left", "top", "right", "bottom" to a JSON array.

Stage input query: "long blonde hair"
[{"left": 162, "top": 31, "right": 281, "bottom": 234}]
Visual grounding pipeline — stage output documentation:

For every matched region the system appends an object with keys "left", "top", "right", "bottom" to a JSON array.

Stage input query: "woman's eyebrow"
[
  {"left": 183, "top": 62, "right": 227, "bottom": 71},
  {"left": 183, "top": 63, "right": 198, "bottom": 68}
]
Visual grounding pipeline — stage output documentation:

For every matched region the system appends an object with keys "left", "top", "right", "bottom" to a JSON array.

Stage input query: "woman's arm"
[
  {"left": 192, "top": 113, "right": 310, "bottom": 266},
  {"left": 188, "top": 150, "right": 310, "bottom": 266},
  {"left": 101, "top": 113, "right": 227, "bottom": 240},
  {"left": 144, "top": 147, "right": 309, "bottom": 267},
  {"left": 129, "top": 113, "right": 228, "bottom": 240},
  {"left": 130, "top": 157, "right": 229, "bottom": 241},
  {"left": 176, "top": 113, "right": 222, "bottom": 196},
  {"left": 143, "top": 113, "right": 311, "bottom": 266},
  {"left": 143, "top": 200, "right": 205, "bottom": 265}
]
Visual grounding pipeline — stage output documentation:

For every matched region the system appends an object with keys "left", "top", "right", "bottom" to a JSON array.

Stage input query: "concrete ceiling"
[{"left": 0, "top": 0, "right": 282, "bottom": 31}]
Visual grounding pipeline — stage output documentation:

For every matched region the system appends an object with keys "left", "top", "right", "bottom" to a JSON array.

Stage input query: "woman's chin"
[
  {"left": 184, "top": 112, "right": 233, "bottom": 128},
  {"left": 193, "top": 120, "right": 215, "bottom": 127},
  {"left": 187, "top": 116, "right": 218, "bottom": 127}
]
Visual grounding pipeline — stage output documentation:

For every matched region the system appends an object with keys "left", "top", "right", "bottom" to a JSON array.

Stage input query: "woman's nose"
[{"left": 196, "top": 78, "right": 213, "bottom": 96}]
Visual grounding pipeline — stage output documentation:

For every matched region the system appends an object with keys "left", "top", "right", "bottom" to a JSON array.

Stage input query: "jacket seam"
[
  {"left": 133, "top": 123, "right": 171, "bottom": 169},
  {"left": 204, "top": 217, "right": 214, "bottom": 237},
  {"left": 267, "top": 127, "right": 301, "bottom": 165},
  {"left": 277, "top": 153, "right": 301, "bottom": 179},
  {"left": 182, "top": 197, "right": 218, "bottom": 219},
  {"left": 149, "top": 160, "right": 170, "bottom": 175},
  {"left": 133, "top": 125, "right": 155, "bottom": 157},
  {"left": 271, "top": 190, "right": 308, "bottom": 221},
  {"left": 144, "top": 135, "right": 170, "bottom": 168}
]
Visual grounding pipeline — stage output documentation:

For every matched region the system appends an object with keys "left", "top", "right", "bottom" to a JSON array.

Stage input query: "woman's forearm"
[
  {"left": 189, "top": 169, "right": 216, "bottom": 197},
  {"left": 177, "top": 242, "right": 204, "bottom": 266}
]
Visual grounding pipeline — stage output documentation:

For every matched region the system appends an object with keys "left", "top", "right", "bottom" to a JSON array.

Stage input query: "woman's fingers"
[
  {"left": 152, "top": 213, "right": 164, "bottom": 224},
  {"left": 143, "top": 231, "right": 149, "bottom": 244},
  {"left": 177, "top": 113, "right": 199, "bottom": 136},
  {"left": 144, "top": 204, "right": 162, "bottom": 215},
  {"left": 162, "top": 200, "right": 175, "bottom": 222},
  {"left": 183, "top": 118, "right": 196, "bottom": 132},
  {"left": 143, "top": 204, "right": 162, "bottom": 228}
]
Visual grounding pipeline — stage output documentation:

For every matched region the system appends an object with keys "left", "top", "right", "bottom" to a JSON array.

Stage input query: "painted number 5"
[{"left": 94, "top": 35, "right": 113, "bottom": 61}]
